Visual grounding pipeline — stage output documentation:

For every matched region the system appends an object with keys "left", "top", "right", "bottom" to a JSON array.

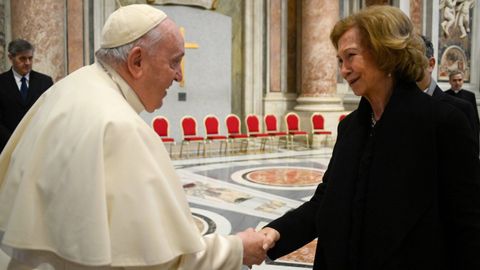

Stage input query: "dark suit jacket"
[
  {"left": 445, "top": 88, "right": 479, "bottom": 126},
  {"left": 267, "top": 82, "right": 480, "bottom": 270},
  {"left": 433, "top": 86, "right": 479, "bottom": 154},
  {"left": 0, "top": 69, "right": 53, "bottom": 152}
]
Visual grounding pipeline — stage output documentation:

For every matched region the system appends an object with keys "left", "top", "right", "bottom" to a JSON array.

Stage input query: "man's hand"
[{"left": 236, "top": 228, "right": 267, "bottom": 267}]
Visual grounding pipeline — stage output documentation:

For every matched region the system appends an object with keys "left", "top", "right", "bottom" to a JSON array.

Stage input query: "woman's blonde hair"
[{"left": 330, "top": 5, "right": 427, "bottom": 82}]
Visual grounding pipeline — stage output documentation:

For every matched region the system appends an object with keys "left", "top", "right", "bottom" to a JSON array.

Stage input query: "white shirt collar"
[
  {"left": 12, "top": 69, "right": 30, "bottom": 83},
  {"left": 424, "top": 78, "right": 437, "bottom": 96}
]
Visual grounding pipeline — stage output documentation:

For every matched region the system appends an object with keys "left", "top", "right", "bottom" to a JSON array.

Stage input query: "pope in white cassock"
[{"left": 0, "top": 4, "right": 267, "bottom": 270}]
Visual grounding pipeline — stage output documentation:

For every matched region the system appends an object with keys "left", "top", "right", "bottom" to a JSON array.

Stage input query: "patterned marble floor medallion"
[
  {"left": 192, "top": 213, "right": 216, "bottom": 235},
  {"left": 272, "top": 239, "right": 317, "bottom": 267},
  {"left": 231, "top": 166, "right": 324, "bottom": 190},
  {"left": 190, "top": 208, "right": 232, "bottom": 235}
]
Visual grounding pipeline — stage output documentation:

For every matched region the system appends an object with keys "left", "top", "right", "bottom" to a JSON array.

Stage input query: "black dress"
[{"left": 266, "top": 81, "right": 480, "bottom": 270}]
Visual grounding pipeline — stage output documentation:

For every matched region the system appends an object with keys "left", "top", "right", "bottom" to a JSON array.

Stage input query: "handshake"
[{"left": 236, "top": 227, "right": 281, "bottom": 268}]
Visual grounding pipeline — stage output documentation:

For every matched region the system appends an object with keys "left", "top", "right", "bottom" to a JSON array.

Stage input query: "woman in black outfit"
[{"left": 261, "top": 5, "right": 480, "bottom": 270}]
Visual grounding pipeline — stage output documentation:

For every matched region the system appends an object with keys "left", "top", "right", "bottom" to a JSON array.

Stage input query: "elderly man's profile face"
[{"left": 140, "top": 19, "right": 185, "bottom": 112}]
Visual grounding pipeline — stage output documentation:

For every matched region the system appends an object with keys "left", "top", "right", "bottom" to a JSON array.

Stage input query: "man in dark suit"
[
  {"left": 445, "top": 70, "right": 480, "bottom": 127},
  {"left": 0, "top": 39, "right": 53, "bottom": 152},
  {"left": 418, "top": 35, "right": 479, "bottom": 154}
]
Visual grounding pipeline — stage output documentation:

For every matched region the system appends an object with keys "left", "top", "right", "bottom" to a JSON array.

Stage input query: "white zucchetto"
[{"left": 101, "top": 4, "right": 167, "bottom": 49}]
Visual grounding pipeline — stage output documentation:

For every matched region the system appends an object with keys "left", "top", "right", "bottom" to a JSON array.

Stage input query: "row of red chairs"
[{"left": 152, "top": 112, "right": 346, "bottom": 157}]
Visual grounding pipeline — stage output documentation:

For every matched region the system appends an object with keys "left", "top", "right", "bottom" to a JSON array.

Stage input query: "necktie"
[{"left": 20, "top": 77, "right": 28, "bottom": 101}]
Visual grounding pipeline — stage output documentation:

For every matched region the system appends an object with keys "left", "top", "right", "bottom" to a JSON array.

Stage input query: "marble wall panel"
[
  {"left": 11, "top": 0, "right": 66, "bottom": 82},
  {"left": 269, "top": 0, "right": 281, "bottom": 93},
  {"left": 67, "top": 0, "right": 84, "bottom": 73},
  {"left": 0, "top": 2, "right": 5, "bottom": 73},
  {"left": 287, "top": 0, "right": 297, "bottom": 94},
  {"left": 410, "top": 0, "right": 423, "bottom": 34}
]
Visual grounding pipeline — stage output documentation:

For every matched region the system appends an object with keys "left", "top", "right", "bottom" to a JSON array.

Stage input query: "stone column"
[
  {"left": 11, "top": 0, "right": 66, "bottom": 81},
  {"left": 295, "top": 0, "right": 343, "bottom": 112},
  {"left": 67, "top": 0, "right": 85, "bottom": 73},
  {"left": 410, "top": 0, "right": 423, "bottom": 34},
  {"left": 294, "top": 0, "right": 346, "bottom": 148}
]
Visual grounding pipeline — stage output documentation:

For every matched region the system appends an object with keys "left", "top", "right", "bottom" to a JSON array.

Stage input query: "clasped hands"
[{"left": 236, "top": 227, "right": 280, "bottom": 268}]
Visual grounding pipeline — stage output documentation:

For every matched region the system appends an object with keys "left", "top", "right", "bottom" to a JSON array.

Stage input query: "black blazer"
[
  {"left": 433, "top": 86, "right": 479, "bottom": 154},
  {"left": 445, "top": 88, "right": 479, "bottom": 126},
  {"left": 0, "top": 69, "right": 53, "bottom": 152},
  {"left": 267, "top": 82, "right": 480, "bottom": 270}
]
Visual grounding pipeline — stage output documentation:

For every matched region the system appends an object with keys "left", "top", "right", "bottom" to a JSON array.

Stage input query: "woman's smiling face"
[{"left": 336, "top": 27, "right": 390, "bottom": 99}]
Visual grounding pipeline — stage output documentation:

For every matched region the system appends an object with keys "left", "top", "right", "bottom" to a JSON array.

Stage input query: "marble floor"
[
  {"left": 0, "top": 145, "right": 333, "bottom": 270},
  {"left": 176, "top": 146, "right": 333, "bottom": 269}
]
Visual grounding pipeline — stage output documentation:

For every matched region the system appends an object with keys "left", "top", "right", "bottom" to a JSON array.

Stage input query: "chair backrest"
[
  {"left": 151, "top": 116, "right": 169, "bottom": 137},
  {"left": 246, "top": 114, "right": 262, "bottom": 133},
  {"left": 204, "top": 114, "right": 220, "bottom": 135},
  {"left": 311, "top": 113, "right": 326, "bottom": 131},
  {"left": 285, "top": 112, "right": 301, "bottom": 131},
  {"left": 225, "top": 114, "right": 242, "bottom": 134},
  {"left": 264, "top": 114, "right": 279, "bottom": 132},
  {"left": 181, "top": 115, "right": 198, "bottom": 137},
  {"left": 339, "top": 114, "right": 347, "bottom": 122}
]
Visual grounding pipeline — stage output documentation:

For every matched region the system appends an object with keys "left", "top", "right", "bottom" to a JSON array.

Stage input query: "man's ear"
[
  {"left": 126, "top": 47, "right": 144, "bottom": 79},
  {"left": 429, "top": 57, "right": 436, "bottom": 70},
  {"left": 426, "top": 57, "right": 435, "bottom": 73}
]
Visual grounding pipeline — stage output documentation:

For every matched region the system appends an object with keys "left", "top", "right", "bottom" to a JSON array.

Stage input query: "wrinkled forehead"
[
  {"left": 337, "top": 27, "right": 365, "bottom": 53},
  {"left": 160, "top": 20, "right": 184, "bottom": 50}
]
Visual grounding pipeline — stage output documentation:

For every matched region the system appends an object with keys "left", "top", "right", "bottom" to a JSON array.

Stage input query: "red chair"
[
  {"left": 339, "top": 114, "right": 347, "bottom": 122},
  {"left": 151, "top": 115, "right": 175, "bottom": 156},
  {"left": 245, "top": 114, "right": 272, "bottom": 152},
  {"left": 225, "top": 114, "right": 249, "bottom": 153},
  {"left": 264, "top": 114, "right": 288, "bottom": 148},
  {"left": 180, "top": 115, "right": 206, "bottom": 158},
  {"left": 311, "top": 113, "right": 333, "bottom": 146},
  {"left": 204, "top": 114, "right": 228, "bottom": 155},
  {"left": 285, "top": 112, "right": 309, "bottom": 149}
]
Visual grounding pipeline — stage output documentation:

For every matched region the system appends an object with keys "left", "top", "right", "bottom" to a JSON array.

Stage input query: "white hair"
[{"left": 95, "top": 24, "right": 165, "bottom": 66}]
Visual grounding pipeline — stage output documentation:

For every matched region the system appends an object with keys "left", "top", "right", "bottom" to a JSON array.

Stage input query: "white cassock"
[{"left": 0, "top": 63, "right": 242, "bottom": 270}]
